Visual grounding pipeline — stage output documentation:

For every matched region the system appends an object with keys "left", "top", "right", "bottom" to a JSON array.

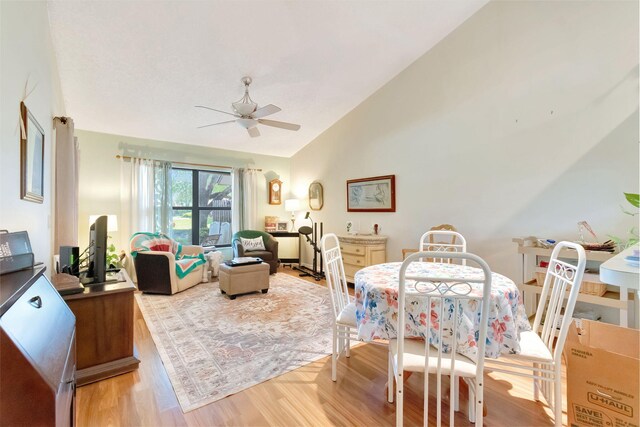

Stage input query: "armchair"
[
  {"left": 130, "top": 232, "right": 206, "bottom": 295},
  {"left": 232, "top": 230, "right": 279, "bottom": 274}
]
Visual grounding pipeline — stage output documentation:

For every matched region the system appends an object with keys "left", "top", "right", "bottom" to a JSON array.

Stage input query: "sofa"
[
  {"left": 130, "top": 232, "right": 206, "bottom": 295},
  {"left": 232, "top": 230, "right": 280, "bottom": 274}
]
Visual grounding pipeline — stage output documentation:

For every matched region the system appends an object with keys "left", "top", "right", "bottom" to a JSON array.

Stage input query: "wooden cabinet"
[
  {"left": 60, "top": 269, "right": 139, "bottom": 386},
  {"left": 338, "top": 235, "right": 387, "bottom": 282},
  {"left": 0, "top": 267, "right": 76, "bottom": 426},
  {"left": 513, "top": 238, "right": 633, "bottom": 326}
]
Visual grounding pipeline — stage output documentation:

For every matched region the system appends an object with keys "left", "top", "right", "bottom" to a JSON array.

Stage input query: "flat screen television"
[{"left": 83, "top": 215, "right": 108, "bottom": 284}]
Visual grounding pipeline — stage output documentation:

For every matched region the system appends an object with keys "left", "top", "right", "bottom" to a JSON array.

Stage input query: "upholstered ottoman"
[{"left": 218, "top": 262, "right": 270, "bottom": 299}]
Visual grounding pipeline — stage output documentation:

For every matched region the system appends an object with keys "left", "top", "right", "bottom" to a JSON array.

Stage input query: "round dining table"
[{"left": 354, "top": 261, "right": 531, "bottom": 359}]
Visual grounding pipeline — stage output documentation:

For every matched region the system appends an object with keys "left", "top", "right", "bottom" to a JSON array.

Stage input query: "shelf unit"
[{"left": 514, "top": 237, "right": 633, "bottom": 326}]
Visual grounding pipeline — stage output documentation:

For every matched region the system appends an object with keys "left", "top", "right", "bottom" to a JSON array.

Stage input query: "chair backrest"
[
  {"left": 130, "top": 232, "right": 181, "bottom": 257},
  {"left": 232, "top": 230, "right": 274, "bottom": 248},
  {"left": 419, "top": 230, "right": 467, "bottom": 264},
  {"left": 320, "top": 233, "right": 351, "bottom": 321},
  {"left": 430, "top": 223, "right": 457, "bottom": 233},
  {"left": 398, "top": 251, "right": 492, "bottom": 426},
  {"left": 532, "top": 241, "right": 586, "bottom": 362}
]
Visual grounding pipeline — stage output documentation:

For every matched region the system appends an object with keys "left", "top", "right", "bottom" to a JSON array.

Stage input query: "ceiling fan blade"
[
  {"left": 247, "top": 127, "right": 260, "bottom": 138},
  {"left": 252, "top": 104, "right": 281, "bottom": 119},
  {"left": 197, "top": 120, "right": 236, "bottom": 129},
  {"left": 195, "top": 105, "right": 239, "bottom": 117},
  {"left": 258, "top": 119, "right": 301, "bottom": 131}
]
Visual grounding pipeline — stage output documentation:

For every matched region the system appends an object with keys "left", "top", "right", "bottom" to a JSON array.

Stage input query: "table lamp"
[{"left": 284, "top": 199, "right": 300, "bottom": 232}]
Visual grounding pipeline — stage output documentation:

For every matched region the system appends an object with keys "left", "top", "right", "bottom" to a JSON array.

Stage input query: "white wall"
[
  {"left": 75, "top": 129, "right": 292, "bottom": 257},
  {"left": 291, "top": 0, "right": 639, "bottom": 288},
  {"left": 0, "top": 1, "right": 66, "bottom": 272}
]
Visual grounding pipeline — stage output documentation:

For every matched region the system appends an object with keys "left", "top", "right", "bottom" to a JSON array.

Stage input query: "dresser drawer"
[
  {"left": 340, "top": 243, "right": 364, "bottom": 256},
  {"left": 342, "top": 254, "right": 365, "bottom": 267},
  {"left": 0, "top": 276, "right": 75, "bottom": 388}
]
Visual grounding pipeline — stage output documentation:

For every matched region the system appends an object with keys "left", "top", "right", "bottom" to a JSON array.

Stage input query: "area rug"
[{"left": 135, "top": 273, "right": 334, "bottom": 412}]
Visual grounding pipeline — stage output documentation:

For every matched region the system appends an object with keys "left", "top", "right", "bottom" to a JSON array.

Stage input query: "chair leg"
[
  {"left": 533, "top": 363, "right": 540, "bottom": 401},
  {"left": 554, "top": 368, "right": 562, "bottom": 427},
  {"left": 475, "top": 378, "right": 484, "bottom": 427},
  {"left": 346, "top": 335, "right": 351, "bottom": 358},
  {"left": 331, "top": 325, "right": 337, "bottom": 382},
  {"left": 453, "top": 375, "right": 459, "bottom": 411},
  {"left": 467, "top": 379, "right": 476, "bottom": 424},
  {"left": 387, "top": 350, "right": 394, "bottom": 403},
  {"left": 396, "top": 371, "right": 403, "bottom": 427}
]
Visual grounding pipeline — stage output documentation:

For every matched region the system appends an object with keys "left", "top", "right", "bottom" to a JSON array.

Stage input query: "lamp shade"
[
  {"left": 89, "top": 214, "right": 118, "bottom": 232},
  {"left": 284, "top": 199, "right": 300, "bottom": 212}
]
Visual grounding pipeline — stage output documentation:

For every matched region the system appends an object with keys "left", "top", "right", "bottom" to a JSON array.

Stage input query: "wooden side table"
[{"left": 60, "top": 269, "right": 140, "bottom": 386}]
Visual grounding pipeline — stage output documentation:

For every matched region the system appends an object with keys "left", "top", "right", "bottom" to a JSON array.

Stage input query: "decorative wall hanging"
[
  {"left": 346, "top": 175, "right": 395, "bottom": 212},
  {"left": 308, "top": 182, "right": 324, "bottom": 210},
  {"left": 20, "top": 102, "right": 45, "bottom": 203},
  {"left": 268, "top": 179, "right": 282, "bottom": 205}
]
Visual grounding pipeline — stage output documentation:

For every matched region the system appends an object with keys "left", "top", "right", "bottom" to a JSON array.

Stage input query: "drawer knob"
[{"left": 29, "top": 295, "right": 42, "bottom": 309}]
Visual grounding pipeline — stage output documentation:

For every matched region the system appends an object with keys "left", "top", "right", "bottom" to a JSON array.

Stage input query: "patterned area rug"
[{"left": 135, "top": 273, "right": 333, "bottom": 413}]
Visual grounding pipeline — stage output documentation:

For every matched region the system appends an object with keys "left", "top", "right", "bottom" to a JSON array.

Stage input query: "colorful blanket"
[{"left": 130, "top": 232, "right": 205, "bottom": 279}]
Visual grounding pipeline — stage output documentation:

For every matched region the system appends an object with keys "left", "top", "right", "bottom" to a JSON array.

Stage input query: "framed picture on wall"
[
  {"left": 346, "top": 175, "right": 395, "bottom": 212},
  {"left": 20, "top": 102, "right": 45, "bottom": 203}
]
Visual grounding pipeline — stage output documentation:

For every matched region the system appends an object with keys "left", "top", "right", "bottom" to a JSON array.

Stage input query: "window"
[{"left": 170, "top": 168, "right": 232, "bottom": 247}]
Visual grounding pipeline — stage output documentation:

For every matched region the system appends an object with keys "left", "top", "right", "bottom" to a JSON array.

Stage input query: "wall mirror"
[
  {"left": 308, "top": 182, "right": 323, "bottom": 210},
  {"left": 20, "top": 102, "right": 45, "bottom": 203}
]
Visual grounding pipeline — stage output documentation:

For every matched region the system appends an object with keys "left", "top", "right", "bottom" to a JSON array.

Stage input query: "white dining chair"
[
  {"left": 389, "top": 251, "right": 492, "bottom": 427},
  {"left": 484, "top": 241, "right": 586, "bottom": 427},
  {"left": 321, "top": 233, "right": 359, "bottom": 381},
  {"left": 419, "top": 230, "right": 467, "bottom": 265}
]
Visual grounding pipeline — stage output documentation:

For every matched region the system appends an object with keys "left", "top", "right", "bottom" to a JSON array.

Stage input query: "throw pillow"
[{"left": 240, "top": 236, "right": 266, "bottom": 252}]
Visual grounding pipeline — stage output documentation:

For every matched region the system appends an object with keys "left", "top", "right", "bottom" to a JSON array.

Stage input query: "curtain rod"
[{"left": 115, "top": 155, "right": 262, "bottom": 172}]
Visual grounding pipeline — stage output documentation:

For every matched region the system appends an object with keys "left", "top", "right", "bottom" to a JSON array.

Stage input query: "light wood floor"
[{"left": 76, "top": 267, "right": 566, "bottom": 426}]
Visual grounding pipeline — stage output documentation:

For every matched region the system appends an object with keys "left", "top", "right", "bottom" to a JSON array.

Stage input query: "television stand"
[
  {"left": 55, "top": 268, "right": 139, "bottom": 385},
  {"left": 80, "top": 269, "right": 125, "bottom": 286}
]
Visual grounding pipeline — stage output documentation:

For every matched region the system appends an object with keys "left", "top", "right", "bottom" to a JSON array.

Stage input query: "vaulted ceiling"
[{"left": 48, "top": 0, "right": 487, "bottom": 157}]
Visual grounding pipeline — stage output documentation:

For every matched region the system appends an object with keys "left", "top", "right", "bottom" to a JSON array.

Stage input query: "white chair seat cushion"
[
  {"left": 390, "top": 338, "right": 477, "bottom": 378},
  {"left": 501, "top": 331, "right": 553, "bottom": 362},
  {"left": 336, "top": 302, "right": 357, "bottom": 327}
]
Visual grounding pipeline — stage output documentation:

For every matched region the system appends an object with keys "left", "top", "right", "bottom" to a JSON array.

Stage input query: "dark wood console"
[
  {"left": 0, "top": 267, "right": 76, "bottom": 426},
  {"left": 60, "top": 269, "right": 139, "bottom": 386}
]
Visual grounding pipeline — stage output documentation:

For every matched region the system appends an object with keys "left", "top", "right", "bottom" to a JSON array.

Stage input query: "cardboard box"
[{"left": 565, "top": 319, "right": 639, "bottom": 427}]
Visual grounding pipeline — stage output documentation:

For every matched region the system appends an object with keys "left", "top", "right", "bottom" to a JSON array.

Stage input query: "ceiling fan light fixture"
[
  {"left": 237, "top": 118, "right": 258, "bottom": 129},
  {"left": 232, "top": 76, "right": 258, "bottom": 116},
  {"left": 232, "top": 100, "right": 257, "bottom": 116},
  {"left": 196, "top": 76, "right": 300, "bottom": 137}
]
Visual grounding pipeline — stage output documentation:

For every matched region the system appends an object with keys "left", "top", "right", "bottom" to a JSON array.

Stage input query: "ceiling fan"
[{"left": 196, "top": 76, "right": 301, "bottom": 138}]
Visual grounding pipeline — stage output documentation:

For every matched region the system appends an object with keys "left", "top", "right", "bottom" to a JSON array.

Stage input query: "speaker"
[{"left": 60, "top": 245, "right": 79, "bottom": 276}]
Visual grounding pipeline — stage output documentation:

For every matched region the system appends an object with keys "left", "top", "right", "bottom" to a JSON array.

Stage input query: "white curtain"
[
  {"left": 120, "top": 158, "right": 155, "bottom": 245},
  {"left": 232, "top": 168, "right": 241, "bottom": 234},
  {"left": 242, "top": 169, "right": 258, "bottom": 230},
  {"left": 232, "top": 168, "right": 259, "bottom": 232},
  {"left": 53, "top": 117, "right": 78, "bottom": 249}
]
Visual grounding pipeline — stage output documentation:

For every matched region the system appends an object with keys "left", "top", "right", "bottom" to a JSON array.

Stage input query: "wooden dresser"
[
  {"left": 338, "top": 235, "right": 387, "bottom": 283},
  {"left": 0, "top": 267, "right": 76, "bottom": 426}
]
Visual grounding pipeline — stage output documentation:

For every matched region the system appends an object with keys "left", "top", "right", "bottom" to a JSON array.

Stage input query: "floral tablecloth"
[{"left": 354, "top": 262, "right": 531, "bottom": 359}]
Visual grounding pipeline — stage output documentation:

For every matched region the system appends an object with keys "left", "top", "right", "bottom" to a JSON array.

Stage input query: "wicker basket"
[{"left": 535, "top": 272, "right": 607, "bottom": 296}]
